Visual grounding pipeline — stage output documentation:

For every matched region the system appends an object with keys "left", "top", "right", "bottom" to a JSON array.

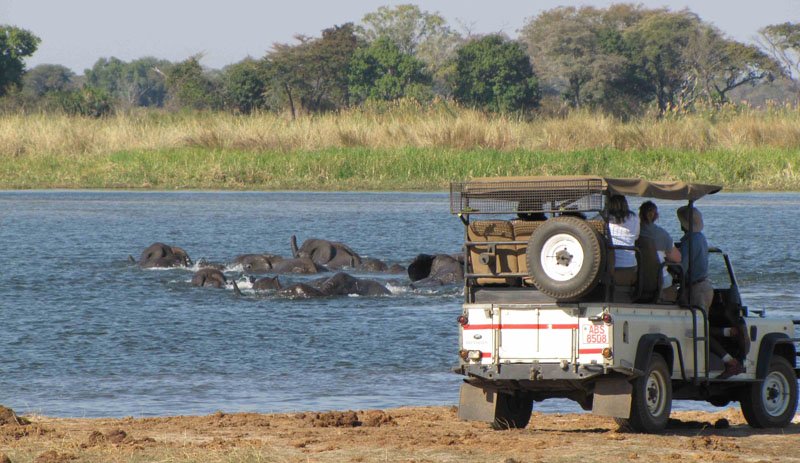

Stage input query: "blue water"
[{"left": 0, "top": 191, "right": 798, "bottom": 418}]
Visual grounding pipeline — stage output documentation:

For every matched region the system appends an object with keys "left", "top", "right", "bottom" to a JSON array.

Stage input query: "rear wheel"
[
  {"left": 741, "top": 356, "right": 798, "bottom": 428},
  {"left": 491, "top": 392, "right": 533, "bottom": 430},
  {"left": 617, "top": 353, "right": 671, "bottom": 433}
]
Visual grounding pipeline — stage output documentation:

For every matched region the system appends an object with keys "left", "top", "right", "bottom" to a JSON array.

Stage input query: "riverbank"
[
  {"left": 2, "top": 109, "right": 800, "bottom": 191},
  {"left": 1, "top": 405, "right": 798, "bottom": 463},
  {"left": 2, "top": 146, "right": 800, "bottom": 191}
]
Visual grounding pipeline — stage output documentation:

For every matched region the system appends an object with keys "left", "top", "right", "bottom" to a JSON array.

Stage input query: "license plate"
[{"left": 581, "top": 322, "right": 608, "bottom": 345}]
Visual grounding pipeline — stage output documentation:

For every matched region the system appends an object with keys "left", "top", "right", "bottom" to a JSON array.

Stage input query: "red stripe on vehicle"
[
  {"left": 579, "top": 348, "right": 604, "bottom": 355},
  {"left": 551, "top": 324, "right": 579, "bottom": 329},
  {"left": 481, "top": 352, "right": 492, "bottom": 358},
  {"left": 463, "top": 324, "right": 547, "bottom": 330}
]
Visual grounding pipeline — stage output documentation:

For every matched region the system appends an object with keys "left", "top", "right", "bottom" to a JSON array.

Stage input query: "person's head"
[
  {"left": 517, "top": 197, "right": 546, "bottom": 221},
  {"left": 639, "top": 200, "right": 658, "bottom": 225},
  {"left": 677, "top": 205, "right": 704, "bottom": 233},
  {"left": 607, "top": 194, "right": 632, "bottom": 223}
]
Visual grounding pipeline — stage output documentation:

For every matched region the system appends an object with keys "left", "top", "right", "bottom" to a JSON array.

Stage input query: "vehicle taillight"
[
  {"left": 602, "top": 312, "right": 613, "bottom": 324},
  {"left": 457, "top": 315, "right": 468, "bottom": 326},
  {"left": 602, "top": 347, "right": 613, "bottom": 359},
  {"left": 467, "top": 350, "right": 482, "bottom": 361}
]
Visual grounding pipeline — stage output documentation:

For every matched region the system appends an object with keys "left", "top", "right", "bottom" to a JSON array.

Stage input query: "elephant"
[
  {"left": 356, "top": 257, "right": 406, "bottom": 274},
  {"left": 277, "top": 272, "right": 391, "bottom": 298},
  {"left": 408, "top": 253, "right": 464, "bottom": 288},
  {"left": 269, "top": 257, "right": 325, "bottom": 274},
  {"left": 234, "top": 254, "right": 284, "bottom": 274},
  {"left": 191, "top": 268, "right": 227, "bottom": 288},
  {"left": 251, "top": 275, "right": 282, "bottom": 291},
  {"left": 291, "top": 235, "right": 362, "bottom": 269},
  {"left": 135, "top": 243, "right": 192, "bottom": 268}
]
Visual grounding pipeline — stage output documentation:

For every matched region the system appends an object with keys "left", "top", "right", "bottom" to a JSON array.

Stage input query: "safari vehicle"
[{"left": 451, "top": 176, "right": 799, "bottom": 433}]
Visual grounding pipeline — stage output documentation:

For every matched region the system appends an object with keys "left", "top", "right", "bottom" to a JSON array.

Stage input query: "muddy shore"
[{"left": 1, "top": 405, "right": 799, "bottom": 463}]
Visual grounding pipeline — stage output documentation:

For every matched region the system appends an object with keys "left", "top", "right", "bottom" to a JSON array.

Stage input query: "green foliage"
[
  {"left": 266, "top": 23, "right": 359, "bottom": 114},
  {"left": 165, "top": 56, "right": 220, "bottom": 110},
  {"left": 221, "top": 58, "right": 270, "bottom": 113},
  {"left": 0, "top": 25, "right": 40, "bottom": 96},
  {"left": 22, "top": 64, "right": 74, "bottom": 97},
  {"left": 452, "top": 35, "right": 540, "bottom": 113},
  {"left": 53, "top": 87, "right": 113, "bottom": 117},
  {"left": 349, "top": 37, "right": 431, "bottom": 103},
  {"left": 358, "top": 4, "right": 461, "bottom": 96},
  {"left": 85, "top": 56, "right": 171, "bottom": 108}
]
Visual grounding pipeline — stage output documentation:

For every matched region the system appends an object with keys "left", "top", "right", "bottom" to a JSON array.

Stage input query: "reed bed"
[{"left": 1, "top": 104, "right": 799, "bottom": 190}]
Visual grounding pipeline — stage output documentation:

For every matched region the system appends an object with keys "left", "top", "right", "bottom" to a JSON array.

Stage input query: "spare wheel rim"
[{"left": 540, "top": 233, "right": 585, "bottom": 282}]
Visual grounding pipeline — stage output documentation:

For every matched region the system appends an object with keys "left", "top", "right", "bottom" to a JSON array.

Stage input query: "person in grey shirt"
[{"left": 638, "top": 201, "right": 681, "bottom": 287}]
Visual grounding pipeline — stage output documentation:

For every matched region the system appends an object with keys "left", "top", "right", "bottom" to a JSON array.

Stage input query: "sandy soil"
[{"left": 1, "top": 405, "right": 799, "bottom": 463}]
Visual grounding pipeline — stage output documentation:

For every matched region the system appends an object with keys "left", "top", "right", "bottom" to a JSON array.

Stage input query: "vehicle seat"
[
  {"left": 634, "top": 236, "right": 662, "bottom": 303},
  {"left": 468, "top": 220, "right": 518, "bottom": 285}
]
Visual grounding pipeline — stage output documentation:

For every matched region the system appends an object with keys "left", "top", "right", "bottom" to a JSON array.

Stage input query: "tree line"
[{"left": 1, "top": 4, "right": 799, "bottom": 117}]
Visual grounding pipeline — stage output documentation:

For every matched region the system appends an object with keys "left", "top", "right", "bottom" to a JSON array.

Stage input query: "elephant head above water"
[
  {"left": 291, "top": 235, "right": 362, "bottom": 269},
  {"left": 136, "top": 242, "right": 192, "bottom": 268}
]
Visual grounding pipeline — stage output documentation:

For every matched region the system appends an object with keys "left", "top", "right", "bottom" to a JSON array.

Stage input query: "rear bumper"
[{"left": 457, "top": 362, "right": 639, "bottom": 383}]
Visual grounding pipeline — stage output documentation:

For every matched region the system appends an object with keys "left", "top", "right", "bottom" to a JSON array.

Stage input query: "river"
[{"left": 0, "top": 191, "right": 798, "bottom": 417}]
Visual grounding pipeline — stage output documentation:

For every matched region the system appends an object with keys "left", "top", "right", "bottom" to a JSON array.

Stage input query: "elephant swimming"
[
  {"left": 291, "top": 235, "right": 361, "bottom": 269},
  {"left": 234, "top": 254, "right": 284, "bottom": 274},
  {"left": 407, "top": 253, "right": 464, "bottom": 287},
  {"left": 191, "top": 268, "right": 227, "bottom": 288},
  {"left": 277, "top": 272, "right": 391, "bottom": 298},
  {"left": 135, "top": 242, "right": 192, "bottom": 268},
  {"left": 251, "top": 275, "right": 282, "bottom": 290}
]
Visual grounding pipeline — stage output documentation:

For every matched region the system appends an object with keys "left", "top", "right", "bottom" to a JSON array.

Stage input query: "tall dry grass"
[{"left": 2, "top": 103, "right": 800, "bottom": 158}]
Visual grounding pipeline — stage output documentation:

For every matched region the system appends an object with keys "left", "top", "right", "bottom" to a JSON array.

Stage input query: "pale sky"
[{"left": 2, "top": 0, "right": 798, "bottom": 73}]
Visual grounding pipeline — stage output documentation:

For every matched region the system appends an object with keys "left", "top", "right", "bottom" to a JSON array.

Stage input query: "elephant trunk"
[{"left": 290, "top": 235, "right": 299, "bottom": 258}]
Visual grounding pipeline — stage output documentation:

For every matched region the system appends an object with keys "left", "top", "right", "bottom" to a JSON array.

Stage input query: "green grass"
[{"left": 2, "top": 146, "right": 799, "bottom": 191}]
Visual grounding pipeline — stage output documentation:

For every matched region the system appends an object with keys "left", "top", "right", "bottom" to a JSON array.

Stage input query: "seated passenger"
[
  {"left": 607, "top": 195, "right": 639, "bottom": 285},
  {"left": 516, "top": 198, "right": 547, "bottom": 221},
  {"left": 639, "top": 201, "right": 680, "bottom": 297},
  {"left": 676, "top": 205, "right": 743, "bottom": 379}
]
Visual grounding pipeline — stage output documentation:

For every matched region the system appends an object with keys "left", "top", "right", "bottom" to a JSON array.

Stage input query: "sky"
[{"left": 2, "top": 0, "right": 799, "bottom": 73}]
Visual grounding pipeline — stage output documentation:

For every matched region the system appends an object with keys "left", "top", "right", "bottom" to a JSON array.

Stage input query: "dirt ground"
[{"left": 1, "top": 404, "right": 799, "bottom": 463}]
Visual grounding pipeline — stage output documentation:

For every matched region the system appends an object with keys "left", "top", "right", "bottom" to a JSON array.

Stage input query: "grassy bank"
[
  {"left": 1, "top": 106, "right": 799, "bottom": 190},
  {"left": 2, "top": 146, "right": 799, "bottom": 191}
]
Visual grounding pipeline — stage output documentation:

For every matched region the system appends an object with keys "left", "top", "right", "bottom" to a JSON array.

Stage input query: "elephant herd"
[{"left": 132, "top": 237, "right": 464, "bottom": 298}]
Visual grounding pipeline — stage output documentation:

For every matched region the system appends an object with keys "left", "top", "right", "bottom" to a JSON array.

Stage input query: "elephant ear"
[
  {"left": 408, "top": 254, "right": 436, "bottom": 282},
  {"left": 308, "top": 240, "right": 335, "bottom": 265}
]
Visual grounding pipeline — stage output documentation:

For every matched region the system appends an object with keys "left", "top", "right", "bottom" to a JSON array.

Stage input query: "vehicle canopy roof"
[{"left": 450, "top": 175, "right": 721, "bottom": 215}]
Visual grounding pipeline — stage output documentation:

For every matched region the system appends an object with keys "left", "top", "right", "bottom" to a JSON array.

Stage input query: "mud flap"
[
  {"left": 592, "top": 377, "right": 632, "bottom": 418},
  {"left": 457, "top": 382, "right": 497, "bottom": 422}
]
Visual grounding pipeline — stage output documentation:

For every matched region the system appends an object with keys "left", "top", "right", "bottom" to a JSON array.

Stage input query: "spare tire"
[{"left": 526, "top": 216, "right": 605, "bottom": 301}]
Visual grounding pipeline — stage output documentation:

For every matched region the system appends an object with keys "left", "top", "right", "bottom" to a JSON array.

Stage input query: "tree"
[
  {"left": 0, "top": 25, "right": 40, "bottom": 96},
  {"left": 221, "top": 58, "right": 270, "bottom": 113},
  {"left": 358, "top": 4, "right": 461, "bottom": 93},
  {"left": 165, "top": 55, "right": 220, "bottom": 110},
  {"left": 685, "top": 26, "right": 782, "bottom": 105},
  {"left": 22, "top": 64, "right": 74, "bottom": 97},
  {"left": 85, "top": 56, "right": 171, "bottom": 108},
  {"left": 452, "top": 35, "right": 540, "bottom": 112},
  {"left": 266, "top": 23, "right": 359, "bottom": 116},
  {"left": 623, "top": 10, "right": 701, "bottom": 113},
  {"left": 349, "top": 37, "right": 431, "bottom": 103},
  {"left": 758, "top": 22, "right": 800, "bottom": 92}
]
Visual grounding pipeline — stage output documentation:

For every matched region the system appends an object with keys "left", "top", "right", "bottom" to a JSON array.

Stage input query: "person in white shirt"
[{"left": 607, "top": 195, "right": 639, "bottom": 285}]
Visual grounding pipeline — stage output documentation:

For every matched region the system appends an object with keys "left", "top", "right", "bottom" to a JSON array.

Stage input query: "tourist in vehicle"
[
  {"left": 516, "top": 197, "right": 547, "bottom": 221},
  {"left": 677, "top": 205, "right": 743, "bottom": 378},
  {"left": 607, "top": 195, "right": 639, "bottom": 285},
  {"left": 639, "top": 201, "right": 681, "bottom": 296}
]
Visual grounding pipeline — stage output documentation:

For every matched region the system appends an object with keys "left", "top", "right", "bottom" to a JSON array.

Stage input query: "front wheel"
[
  {"left": 741, "top": 356, "right": 798, "bottom": 428},
  {"left": 617, "top": 353, "right": 672, "bottom": 433},
  {"left": 491, "top": 392, "right": 533, "bottom": 430}
]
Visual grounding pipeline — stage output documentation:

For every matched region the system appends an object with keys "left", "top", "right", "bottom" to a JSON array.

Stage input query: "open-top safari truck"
[{"left": 451, "top": 176, "right": 799, "bottom": 433}]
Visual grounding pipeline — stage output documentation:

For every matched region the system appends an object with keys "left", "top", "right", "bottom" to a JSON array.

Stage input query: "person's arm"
[{"left": 664, "top": 246, "right": 681, "bottom": 263}]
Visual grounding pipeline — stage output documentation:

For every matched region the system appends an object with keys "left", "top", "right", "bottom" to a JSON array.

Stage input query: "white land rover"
[{"left": 451, "top": 176, "right": 799, "bottom": 433}]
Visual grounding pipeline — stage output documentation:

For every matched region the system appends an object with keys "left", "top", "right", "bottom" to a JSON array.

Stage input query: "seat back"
[
  {"left": 467, "top": 220, "right": 518, "bottom": 285},
  {"left": 511, "top": 220, "right": 544, "bottom": 285},
  {"left": 634, "top": 236, "right": 662, "bottom": 303}
]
